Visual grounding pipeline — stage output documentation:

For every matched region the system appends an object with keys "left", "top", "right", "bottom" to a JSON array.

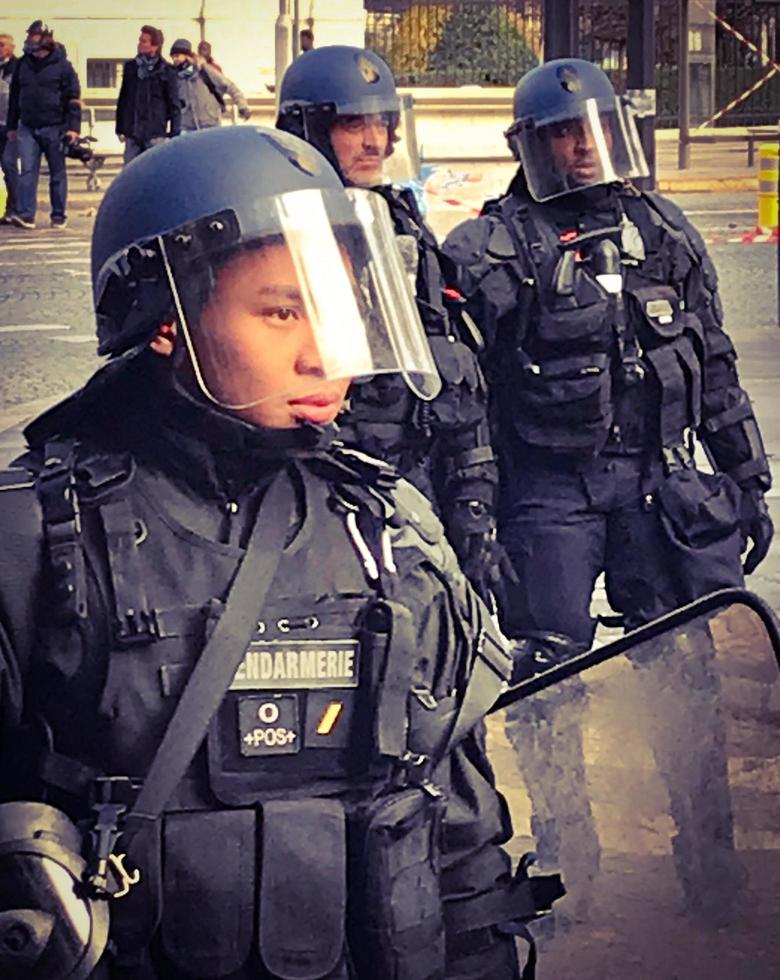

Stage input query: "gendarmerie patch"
[{"left": 231, "top": 639, "right": 360, "bottom": 691}]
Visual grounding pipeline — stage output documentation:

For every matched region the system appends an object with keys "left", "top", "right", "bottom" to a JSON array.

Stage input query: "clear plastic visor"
[
  {"left": 382, "top": 94, "right": 421, "bottom": 185},
  {"left": 508, "top": 96, "right": 649, "bottom": 202},
  {"left": 327, "top": 101, "right": 416, "bottom": 188},
  {"left": 160, "top": 188, "right": 440, "bottom": 417}
]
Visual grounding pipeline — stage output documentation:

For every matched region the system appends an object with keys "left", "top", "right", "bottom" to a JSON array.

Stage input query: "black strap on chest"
[
  {"left": 36, "top": 441, "right": 164, "bottom": 645},
  {"left": 37, "top": 441, "right": 89, "bottom": 622},
  {"left": 382, "top": 184, "right": 451, "bottom": 333},
  {"left": 117, "top": 467, "right": 295, "bottom": 866}
]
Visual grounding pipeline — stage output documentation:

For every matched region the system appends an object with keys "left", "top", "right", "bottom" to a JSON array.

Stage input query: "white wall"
[{"left": 0, "top": 1, "right": 366, "bottom": 96}]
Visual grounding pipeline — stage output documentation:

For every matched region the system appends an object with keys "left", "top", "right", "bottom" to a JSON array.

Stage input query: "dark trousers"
[
  {"left": 17, "top": 122, "right": 67, "bottom": 222},
  {"left": 499, "top": 452, "right": 745, "bottom": 920},
  {"left": 123, "top": 135, "right": 167, "bottom": 165},
  {"left": 0, "top": 124, "right": 19, "bottom": 215}
]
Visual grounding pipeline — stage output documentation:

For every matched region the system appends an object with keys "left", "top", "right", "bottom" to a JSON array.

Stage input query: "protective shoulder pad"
[
  {"left": 642, "top": 190, "right": 688, "bottom": 232},
  {"left": 641, "top": 190, "right": 717, "bottom": 288},
  {"left": 442, "top": 216, "right": 493, "bottom": 269},
  {"left": 387, "top": 478, "right": 463, "bottom": 582}
]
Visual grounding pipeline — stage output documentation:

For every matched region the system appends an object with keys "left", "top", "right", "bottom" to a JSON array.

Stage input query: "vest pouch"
[
  {"left": 427, "top": 335, "right": 483, "bottom": 431},
  {"left": 350, "top": 786, "right": 446, "bottom": 980},
  {"left": 259, "top": 799, "right": 347, "bottom": 979},
  {"left": 206, "top": 595, "right": 372, "bottom": 805},
  {"left": 656, "top": 468, "right": 744, "bottom": 601},
  {"left": 629, "top": 284, "right": 686, "bottom": 343},
  {"left": 515, "top": 353, "right": 613, "bottom": 453},
  {"left": 535, "top": 296, "right": 609, "bottom": 345},
  {"left": 161, "top": 810, "right": 255, "bottom": 977}
]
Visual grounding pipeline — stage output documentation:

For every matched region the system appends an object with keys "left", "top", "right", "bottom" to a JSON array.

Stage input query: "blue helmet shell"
[
  {"left": 279, "top": 45, "right": 400, "bottom": 116},
  {"left": 512, "top": 58, "right": 617, "bottom": 126},
  {"left": 91, "top": 126, "right": 342, "bottom": 355}
]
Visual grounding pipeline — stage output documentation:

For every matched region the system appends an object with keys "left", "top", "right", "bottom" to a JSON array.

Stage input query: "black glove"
[
  {"left": 456, "top": 530, "right": 519, "bottom": 608},
  {"left": 510, "top": 631, "right": 582, "bottom": 686},
  {"left": 740, "top": 487, "right": 774, "bottom": 575}
]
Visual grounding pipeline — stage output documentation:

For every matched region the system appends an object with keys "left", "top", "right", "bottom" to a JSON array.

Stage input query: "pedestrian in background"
[
  {"left": 197, "top": 39, "right": 222, "bottom": 73},
  {"left": 6, "top": 20, "right": 80, "bottom": 230},
  {"left": 0, "top": 32, "right": 19, "bottom": 222},
  {"left": 170, "top": 38, "right": 250, "bottom": 131},
  {"left": 116, "top": 25, "right": 180, "bottom": 165}
]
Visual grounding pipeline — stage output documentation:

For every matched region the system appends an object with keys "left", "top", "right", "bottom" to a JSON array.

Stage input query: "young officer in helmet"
[
  {"left": 442, "top": 58, "right": 773, "bottom": 928},
  {"left": 0, "top": 126, "right": 561, "bottom": 979},
  {"left": 276, "top": 45, "right": 513, "bottom": 605}
]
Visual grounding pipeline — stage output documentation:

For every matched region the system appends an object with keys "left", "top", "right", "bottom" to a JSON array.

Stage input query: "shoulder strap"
[
  {"left": 122, "top": 467, "right": 295, "bottom": 855},
  {"left": 199, "top": 66, "right": 225, "bottom": 109}
]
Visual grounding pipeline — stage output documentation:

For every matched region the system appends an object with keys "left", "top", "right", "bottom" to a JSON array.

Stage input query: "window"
[{"left": 86, "top": 59, "right": 125, "bottom": 89}]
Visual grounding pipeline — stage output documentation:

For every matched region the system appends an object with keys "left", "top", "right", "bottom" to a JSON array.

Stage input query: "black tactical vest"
[
  {"left": 485, "top": 186, "right": 704, "bottom": 460},
  {"left": 0, "top": 440, "right": 511, "bottom": 979}
]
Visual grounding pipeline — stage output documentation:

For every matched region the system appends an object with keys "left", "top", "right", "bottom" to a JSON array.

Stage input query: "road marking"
[
  {"left": 0, "top": 241, "right": 86, "bottom": 250},
  {"left": 2, "top": 258, "right": 90, "bottom": 265},
  {"left": 0, "top": 323, "right": 72, "bottom": 333},
  {"left": 53, "top": 335, "right": 94, "bottom": 344}
]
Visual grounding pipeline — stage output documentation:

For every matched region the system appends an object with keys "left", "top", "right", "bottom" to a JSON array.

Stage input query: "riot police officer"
[
  {"left": 0, "top": 127, "right": 561, "bottom": 979},
  {"left": 275, "top": 45, "right": 512, "bottom": 603},
  {"left": 443, "top": 60, "right": 773, "bottom": 926}
]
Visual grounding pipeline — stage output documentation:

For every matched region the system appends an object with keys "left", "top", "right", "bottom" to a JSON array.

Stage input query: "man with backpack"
[{"left": 170, "top": 38, "right": 250, "bottom": 131}]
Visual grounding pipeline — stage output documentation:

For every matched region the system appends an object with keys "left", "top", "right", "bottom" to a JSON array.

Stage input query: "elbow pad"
[{"left": 702, "top": 391, "right": 771, "bottom": 490}]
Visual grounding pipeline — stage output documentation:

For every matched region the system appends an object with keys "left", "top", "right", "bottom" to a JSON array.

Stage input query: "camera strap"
[{"left": 120, "top": 467, "right": 294, "bottom": 861}]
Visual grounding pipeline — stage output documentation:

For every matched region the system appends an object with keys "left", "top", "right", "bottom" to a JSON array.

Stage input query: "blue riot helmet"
[
  {"left": 91, "top": 126, "right": 440, "bottom": 408},
  {"left": 276, "top": 46, "right": 414, "bottom": 186},
  {"left": 505, "top": 59, "right": 649, "bottom": 202}
]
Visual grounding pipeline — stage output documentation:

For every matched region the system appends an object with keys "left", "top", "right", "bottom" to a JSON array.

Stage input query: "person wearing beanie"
[
  {"left": 170, "top": 37, "right": 250, "bottom": 131},
  {"left": 116, "top": 24, "right": 180, "bottom": 165}
]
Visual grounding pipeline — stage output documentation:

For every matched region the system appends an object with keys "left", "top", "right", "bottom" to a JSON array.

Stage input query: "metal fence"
[
  {"left": 577, "top": 0, "right": 780, "bottom": 127},
  {"left": 364, "top": 0, "right": 543, "bottom": 86},
  {"left": 714, "top": 1, "right": 780, "bottom": 126},
  {"left": 365, "top": 1, "right": 780, "bottom": 127}
]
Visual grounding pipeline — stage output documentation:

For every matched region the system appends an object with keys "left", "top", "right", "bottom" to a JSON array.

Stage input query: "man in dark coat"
[
  {"left": 6, "top": 20, "right": 80, "bottom": 229},
  {"left": 116, "top": 24, "right": 181, "bottom": 165}
]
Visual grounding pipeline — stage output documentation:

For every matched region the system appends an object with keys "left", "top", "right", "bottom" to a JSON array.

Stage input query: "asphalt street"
[{"left": 0, "top": 192, "right": 778, "bottom": 614}]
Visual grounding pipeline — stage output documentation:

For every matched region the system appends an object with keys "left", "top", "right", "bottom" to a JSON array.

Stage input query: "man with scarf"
[{"left": 116, "top": 25, "right": 180, "bottom": 165}]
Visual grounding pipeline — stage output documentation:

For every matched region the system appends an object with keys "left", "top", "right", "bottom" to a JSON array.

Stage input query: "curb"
[{"left": 657, "top": 176, "right": 758, "bottom": 193}]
